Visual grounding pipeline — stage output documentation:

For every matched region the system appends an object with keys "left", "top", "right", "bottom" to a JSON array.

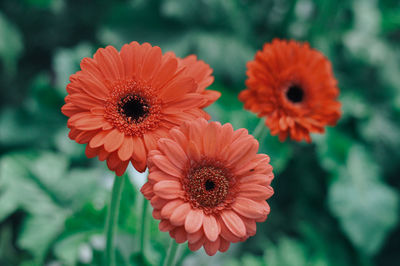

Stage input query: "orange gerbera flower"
[
  {"left": 239, "top": 39, "right": 341, "bottom": 142},
  {"left": 61, "top": 42, "right": 220, "bottom": 176},
  {"left": 141, "top": 118, "right": 274, "bottom": 256}
]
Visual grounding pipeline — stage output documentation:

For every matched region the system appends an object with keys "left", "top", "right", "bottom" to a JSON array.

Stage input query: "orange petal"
[
  {"left": 173, "top": 227, "right": 187, "bottom": 243},
  {"left": 115, "top": 160, "right": 129, "bottom": 176},
  {"left": 160, "top": 77, "right": 196, "bottom": 102},
  {"left": 242, "top": 217, "right": 257, "bottom": 237},
  {"left": 202, "top": 121, "right": 220, "bottom": 158},
  {"left": 219, "top": 217, "right": 241, "bottom": 243},
  {"left": 157, "top": 138, "right": 188, "bottom": 170},
  {"left": 153, "top": 180, "right": 183, "bottom": 199},
  {"left": 141, "top": 46, "right": 162, "bottom": 82},
  {"left": 168, "top": 128, "right": 188, "bottom": 148},
  {"left": 220, "top": 210, "right": 246, "bottom": 238},
  {"left": 131, "top": 137, "right": 146, "bottom": 164},
  {"left": 73, "top": 115, "right": 107, "bottom": 131},
  {"left": 160, "top": 199, "right": 184, "bottom": 218},
  {"left": 204, "top": 238, "right": 220, "bottom": 256},
  {"left": 159, "top": 220, "right": 174, "bottom": 232},
  {"left": 170, "top": 203, "right": 191, "bottom": 226},
  {"left": 98, "top": 148, "right": 109, "bottom": 161},
  {"left": 104, "top": 129, "right": 125, "bottom": 152},
  {"left": 75, "top": 130, "right": 97, "bottom": 144},
  {"left": 151, "top": 57, "right": 178, "bottom": 89},
  {"left": 226, "top": 137, "right": 258, "bottom": 167},
  {"left": 150, "top": 196, "right": 168, "bottom": 209},
  {"left": 140, "top": 182, "right": 153, "bottom": 200},
  {"left": 93, "top": 46, "right": 123, "bottom": 81},
  {"left": 106, "top": 152, "right": 121, "bottom": 170},
  {"left": 148, "top": 170, "right": 178, "bottom": 182},
  {"left": 85, "top": 145, "right": 99, "bottom": 158},
  {"left": 118, "top": 136, "right": 134, "bottom": 161},
  {"left": 219, "top": 238, "right": 230, "bottom": 252},
  {"left": 143, "top": 133, "right": 158, "bottom": 153},
  {"left": 237, "top": 184, "right": 274, "bottom": 200},
  {"left": 188, "top": 236, "right": 205, "bottom": 252},
  {"left": 187, "top": 229, "right": 204, "bottom": 244},
  {"left": 231, "top": 197, "right": 268, "bottom": 219},
  {"left": 120, "top": 41, "right": 139, "bottom": 78},
  {"left": 151, "top": 155, "right": 182, "bottom": 177},
  {"left": 89, "top": 130, "right": 111, "bottom": 148},
  {"left": 184, "top": 209, "right": 204, "bottom": 234},
  {"left": 203, "top": 215, "right": 220, "bottom": 242}
]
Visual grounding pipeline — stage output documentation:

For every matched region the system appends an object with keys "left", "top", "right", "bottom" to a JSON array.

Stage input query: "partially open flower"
[
  {"left": 239, "top": 39, "right": 341, "bottom": 142},
  {"left": 141, "top": 118, "right": 274, "bottom": 256},
  {"left": 61, "top": 42, "right": 220, "bottom": 176}
]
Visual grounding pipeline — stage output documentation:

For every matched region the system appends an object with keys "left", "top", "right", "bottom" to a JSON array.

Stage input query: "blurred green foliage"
[{"left": 1, "top": 0, "right": 400, "bottom": 265}]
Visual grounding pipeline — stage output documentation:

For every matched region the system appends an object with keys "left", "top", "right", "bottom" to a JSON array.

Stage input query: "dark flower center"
[
  {"left": 184, "top": 165, "right": 229, "bottom": 208},
  {"left": 286, "top": 85, "right": 304, "bottom": 103},
  {"left": 205, "top": 179, "right": 215, "bottom": 191},
  {"left": 118, "top": 94, "right": 149, "bottom": 123}
]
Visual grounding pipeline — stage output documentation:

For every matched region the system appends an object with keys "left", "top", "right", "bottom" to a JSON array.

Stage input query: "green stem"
[
  {"left": 104, "top": 175, "right": 125, "bottom": 266},
  {"left": 164, "top": 239, "right": 179, "bottom": 266},
  {"left": 139, "top": 197, "right": 149, "bottom": 255},
  {"left": 252, "top": 118, "right": 267, "bottom": 141}
]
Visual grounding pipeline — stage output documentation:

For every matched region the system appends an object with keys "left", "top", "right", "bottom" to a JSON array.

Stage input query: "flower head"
[
  {"left": 141, "top": 118, "right": 274, "bottom": 256},
  {"left": 61, "top": 42, "right": 220, "bottom": 176},
  {"left": 239, "top": 39, "right": 341, "bottom": 142}
]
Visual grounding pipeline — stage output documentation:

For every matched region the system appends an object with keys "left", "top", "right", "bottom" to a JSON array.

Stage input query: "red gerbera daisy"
[
  {"left": 141, "top": 118, "right": 274, "bottom": 256},
  {"left": 61, "top": 42, "right": 220, "bottom": 176},
  {"left": 239, "top": 39, "right": 341, "bottom": 142}
]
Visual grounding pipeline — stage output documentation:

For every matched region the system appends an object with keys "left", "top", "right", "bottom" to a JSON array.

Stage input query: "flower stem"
[
  {"left": 104, "top": 175, "right": 125, "bottom": 266},
  {"left": 139, "top": 197, "right": 149, "bottom": 256},
  {"left": 163, "top": 239, "right": 179, "bottom": 266},
  {"left": 252, "top": 118, "right": 267, "bottom": 141}
]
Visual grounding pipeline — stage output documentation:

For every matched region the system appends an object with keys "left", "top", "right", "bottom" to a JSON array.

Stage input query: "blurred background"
[{"left": 1, "top": 0, "right": 400, "bottom": 265}]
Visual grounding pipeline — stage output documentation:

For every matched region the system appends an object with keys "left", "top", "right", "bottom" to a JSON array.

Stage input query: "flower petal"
[
  {"left": 89, "top": 130, "right": 111, "bottom": 148},
  {"left": 237, "top": 184, "right": 274, "bottom": 200},
  {"left": 160, "top": 199, "right": 184, "bottom": 219},
  {"left": 204, "top": 238, "right": 220, "bottom": 256},
  {"left": 188, "top": 236, "right": 205, "bottom": 252},
  {"left": 170, "top": 202, "right": 191, "bottom": 226},
  {"left": 157, "top": 138, "right": 188, "bottom": 170},
  {"left": 185, "top": 209, "right": 204, "bottom": 234},
  {"left": 159, "top": 220, "right": 174, "bottom": 232},
  {"left": 231, "top": 197, "right": 268, "bottom": 219},
  {"left": 104, "top": 129, "right": 125, "bottom": 152},
  {"left": 151, "top": 155, "right": 182, "bottom": 177},
  {"left": 153, "top": 180, "right": 183, "bottom": 200},
  {"left": 132, "top": 137, "right": 146, "bottom": 164},
  {"left": 187, "top": 229, "right": 204, "bottom": 244},
  {"left": 219, "top": 238, "right": 230, "bottom": 252},
  {"left": 220, "top": 210, "right": 246, "bottom": 238},
  {"left": 203, "top": 215, "right": 221, "bottom": 242},
  {"left": 118, "top": 136, "right": 134, "bottom": 161}
]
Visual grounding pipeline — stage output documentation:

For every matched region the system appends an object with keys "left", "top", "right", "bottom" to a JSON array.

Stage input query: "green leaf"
[
  {"left": 18, "top": 212, "right": 67, "bottom": 263},
  {"left": 54, "top": 232, "right": 93, "bottom": 265},
  {"left": 0, "top": 151, "right": 104, "bottom": 262},
  {"left": 53, "top": 43, "right": 94, "bottom": 95},
  {"left": 264, "top": 237, "right": 308, "bottom": 266},
  {"left": 328, "top": 145, "right": 399, "bottom": 255},
  {"left": 315, "top": 127, "right": 353, "bottom": 171},
  {"left": 191, "top": 31, "right": 255, "bottom": 86},
  {"left": 0, "top": 190, "right": 18, "bottom": 222},
  {"left": 0, "top": 106, "right": 64, "bottom": 148},
  {"left": 241, "top": 254, "right": 264, "bottom": 266},
  {"left": 0, "top": 12, "right": 24, "bottom": 76}
]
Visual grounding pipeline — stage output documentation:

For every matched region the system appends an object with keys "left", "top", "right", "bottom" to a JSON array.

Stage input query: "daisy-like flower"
[
  {"left": 141, "top": 118, "right": 274, "bottom": 256},
  {"left": 61, "top": 42, "right": 220, "bottom": 176},
  {"left": 239, "top": 39, "right": 341, "bottom": 142}
]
